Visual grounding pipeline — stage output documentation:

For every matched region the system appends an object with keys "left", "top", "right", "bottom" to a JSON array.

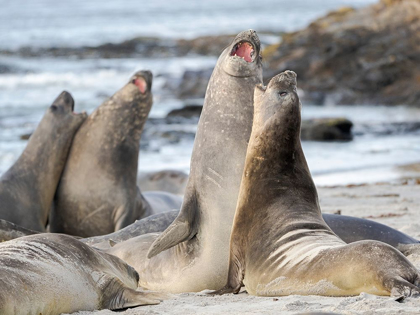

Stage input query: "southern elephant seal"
[
  {"left": 81, "top": 210, "right": 420, "bottom": 254},
  {"left": 0, "top": 234, "right": 164, "bottom": 314},
  {"left": 106, "top": 30, "right": 263, "bottom": 292},
  {"left": 212, "top": 71, "right": 420, "bottom": 297},
  {"left": 0, "top": 92, "right": 86, "bottom": 232},
  {"left": 50, "top": 71, "right": 182, "bottom": 237}
]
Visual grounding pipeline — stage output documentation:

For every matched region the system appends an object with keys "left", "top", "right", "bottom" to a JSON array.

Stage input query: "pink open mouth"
[
  {"left": 230, "top": 41, "right": 254, "bottom": 62},
  {"left": 133, "top": 77, "right": 147, "bottom": 94}
]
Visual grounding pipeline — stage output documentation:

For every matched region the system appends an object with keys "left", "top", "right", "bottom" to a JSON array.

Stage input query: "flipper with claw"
[{"left": 147, "top": 187, "right": 198, "bottom": 258}]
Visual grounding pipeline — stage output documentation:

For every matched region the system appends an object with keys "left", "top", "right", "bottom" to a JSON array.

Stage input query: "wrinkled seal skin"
[
  {"left": 0, "top": 234, "right": 164, "bottom": 315},
  {"left": 212, "top": 71, "right": 420, "bottom": 297},
  {"left": 0, "top": 92, "right": 86, "bottom": 232},
  {"left": 106, "top": 30, "right": 263, "bottom": 292},
  {"left": 50, "top": 71, "right": 182, "bottom": 237}
]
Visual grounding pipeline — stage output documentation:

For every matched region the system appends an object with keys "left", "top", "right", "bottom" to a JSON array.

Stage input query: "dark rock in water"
[
  {"left": 0, "top": 64, "right": 13, "bottom": 74},
  {"left": 177, "top": 69, "right": 213, "bottom": 99},
  {"left": 176, "top": 35, "right": 234, "bottom": 56},
  {"left": 20, "top": 133, "right": 32, "bottom": 140},
  {"left": 301, "top": 118, "right": 353, "bottom": 141},
  {"left": 167, "top": 105, "right": 203, "bottom": 118},
  {"left": 0, "top": 35, "right": 235, "bottom": 60},
  {"left": 354, "top": 121, "right": 420, "bottom": 136},
  {"left": 149, "top": 130, "right": 196, "bottom": 144},
  {"left": 138, "top": 170, "right": 188, "bottom": 195},
  {"left": 263, "top": 0, "right": 420, "bottom": 106}
]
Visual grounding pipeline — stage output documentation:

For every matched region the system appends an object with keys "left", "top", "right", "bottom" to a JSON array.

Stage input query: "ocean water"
[
  {"left": 0, "top": 0, "right": 377, "bottom": 49},
  {"left": 1, "top": 0, "right": 419, "bottom": 186}
]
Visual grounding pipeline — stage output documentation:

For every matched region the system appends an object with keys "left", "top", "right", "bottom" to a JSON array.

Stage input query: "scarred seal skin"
[
  {"left": 50, "top": 71, "right": 182, "bottom": 237},
  {"left": 105, "top": 30, "right": 263, "bottom": 292},
  {"left": 0, "top": 234, "right": 165, "bottom": 315},
  {"left": 0, "top": 92, "right": 87, "bottom": 232},
  {"left": 211, "top": 71, "right": 420, "bottom": 297}
]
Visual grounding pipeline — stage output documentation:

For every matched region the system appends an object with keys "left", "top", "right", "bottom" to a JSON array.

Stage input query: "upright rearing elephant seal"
[
  {"left": 213, "top": 71, "right": 420, "bottom": 297},
  {"left": 0, "top": 234, "right": 164, "bottom": 314},
  {"left": 107, "top": 30, "right": 263, "bottom": 292},
  {"left": 0, "top": 92, "right": 87, "bottom": 231},
  {"left": 51, "top": 71, "right": 182, "bottom": 237}
]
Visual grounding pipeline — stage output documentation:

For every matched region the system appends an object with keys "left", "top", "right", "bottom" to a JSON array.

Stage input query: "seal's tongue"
[
  {"left": 134, "top": 77, "right": 147, "bottom": 93},
  {"left": 231, "top": 42, "right": 254, "bottom": 62}
]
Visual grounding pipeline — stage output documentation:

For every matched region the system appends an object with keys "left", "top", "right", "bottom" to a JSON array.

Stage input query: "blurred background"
[{"left": 0, "top": 0, "right": 419, "bottom": 186}]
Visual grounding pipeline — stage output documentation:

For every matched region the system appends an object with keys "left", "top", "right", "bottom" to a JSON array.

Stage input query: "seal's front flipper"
[
  {"left": 102, "top": 277, "right": 170, "bottom": 310},
  {"left": 209, "top": 235, "right": 245, "bottom": 295},
  {"left": 388, "top": 275, "right": 420, "bottom": 298},
  {"left": 107, "top": 287, "right": 169, "bottom": 309},
  {"left": 208, "top": 284, "right": 241, "bottom": 296},
  {"left": 0, "top": 219, "right": 40, "bottom": 242},
  {"left": 147, "top": 187, "right": 197, "bottom": 258}
]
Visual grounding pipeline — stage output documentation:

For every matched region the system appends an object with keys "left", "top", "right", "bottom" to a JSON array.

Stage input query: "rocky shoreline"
[
  {"left": 263, "top": 0, "right": 420, "bottom": 106},
  {"left": 1, "top": 1, "right": 418, "bottom": 106}
]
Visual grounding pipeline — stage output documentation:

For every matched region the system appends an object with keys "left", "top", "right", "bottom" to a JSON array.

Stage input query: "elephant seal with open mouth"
[{"left": 106, "top": 30, "right": 263, "bottom": 292}]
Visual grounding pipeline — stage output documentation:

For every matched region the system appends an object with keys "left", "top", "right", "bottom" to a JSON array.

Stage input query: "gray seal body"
[
  {"left": 81, "top": 210, "right": 420, "bottom": 254},
  {"left": 107, "top": 30, "right": 263, "bottom": 292},
  {"left": 51, "top": 71, "right": 181, "bottom": 237},
  {"left": 212, "top": 71, "right": 420, "bottom": 297},
  {"left": 0, "top": 234, "right": 164, "bottom": 315},
  {"left": 0, "top": 92, "right": 86, "bottom": 232}
]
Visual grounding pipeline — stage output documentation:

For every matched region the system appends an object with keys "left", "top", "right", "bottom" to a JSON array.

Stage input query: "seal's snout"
[
  {"left": 52, "top": 91, "right": 75, "bottom": 112},
  {"left": 131, "top": 70, "right": 153, "bottom": 94},
  {"left": 269, "top": 70, "right": 298, "bottom": 91}
]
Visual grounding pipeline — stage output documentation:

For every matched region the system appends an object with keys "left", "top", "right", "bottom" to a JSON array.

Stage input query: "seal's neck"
[
  {"left": 240, "top": 105, "right": 319, "bottom": 214},
  {"left": 7, "top": 115, "right": 76, "bottom": 220},
  {"left": 90, "top": 85, "right": 152, "bottom": 145}
]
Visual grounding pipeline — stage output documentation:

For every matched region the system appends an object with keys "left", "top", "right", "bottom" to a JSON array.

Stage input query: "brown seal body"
[
  {"left": 106, "top": 30, "right": 263, "bottom": 292},
  {"left": 0, "top": 234, "right": 164, "bottom": 315},
  {"left": 50, "top": 71, "right": 182, "bottom": 237},
  {"left": 0, "top": 92, "right": 86, "bottom": 231},
  {"left": 213, "top": 71, "right": 420, "bottom": 297}
]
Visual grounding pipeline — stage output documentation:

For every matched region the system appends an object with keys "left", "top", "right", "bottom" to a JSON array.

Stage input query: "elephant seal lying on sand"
[{"left": 0, "top": 234, "right": 165, "bottom": 315}]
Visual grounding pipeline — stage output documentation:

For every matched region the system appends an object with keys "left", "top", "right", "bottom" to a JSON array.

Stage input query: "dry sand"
[{"left": 69, "top": 182, "right": 420, "bottom": 315}]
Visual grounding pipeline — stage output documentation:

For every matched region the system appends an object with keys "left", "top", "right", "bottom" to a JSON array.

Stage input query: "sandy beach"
[{"left": 68, "top": 181, "right": 420, "bottom": 315}]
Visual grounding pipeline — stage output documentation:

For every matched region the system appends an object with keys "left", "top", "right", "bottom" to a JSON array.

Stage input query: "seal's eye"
[
  {"left": 279, "top": 91, "right": 288, "bottom": 97},
  {"left": 50, "top": 105, "right": 58, "bottom": 111}
]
